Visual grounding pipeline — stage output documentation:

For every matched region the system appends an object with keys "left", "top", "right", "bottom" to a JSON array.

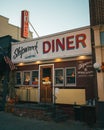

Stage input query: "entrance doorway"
[{"left": 39, "top": 64, "right": 54, "bottom": 103}]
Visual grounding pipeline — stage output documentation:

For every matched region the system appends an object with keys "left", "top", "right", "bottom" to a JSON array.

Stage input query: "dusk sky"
[{"left": 0, "top": 0, "right": 90, "bottom": 38}]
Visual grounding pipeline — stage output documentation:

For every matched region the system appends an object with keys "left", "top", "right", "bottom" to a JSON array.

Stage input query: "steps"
[
  {"left": 13, "top": 103, "right": 69, "bottom": 122},
  {"left": 44, "top": 105, "right": 69, "bottom": 122}
]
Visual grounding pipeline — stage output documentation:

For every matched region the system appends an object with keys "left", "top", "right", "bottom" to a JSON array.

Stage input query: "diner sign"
[
  {"left": 21, "top": 10, "right": 29, "bottom": 38},
  {"left": 11, "top": 27, "right": 92, "bottom": 63}
]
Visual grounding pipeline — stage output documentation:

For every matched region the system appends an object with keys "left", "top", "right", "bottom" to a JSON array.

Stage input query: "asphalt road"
[{"left": 0, "top": 111, "right": 103, "bottom": 130}]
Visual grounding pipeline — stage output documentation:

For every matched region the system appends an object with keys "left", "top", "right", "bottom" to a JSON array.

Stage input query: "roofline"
[
  {"left": 12, "top": 25, "right": 90, "bottom": 44},
  {"left": 0, "top": 15, "right": 9, "bottom": 20}
]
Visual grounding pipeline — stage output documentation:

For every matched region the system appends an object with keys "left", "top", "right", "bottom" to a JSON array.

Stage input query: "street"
[{"left": 0, "top": 111, "right": 103, "bottom": 130}]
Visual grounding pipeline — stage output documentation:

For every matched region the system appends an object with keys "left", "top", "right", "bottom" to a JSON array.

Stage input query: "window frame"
[
  {"left": 15, "top": 71, "right": 23, "bottom": 85},
  {"left": 54, "top": 68, "right": 64, "bottom": 86},
  {"left": 23, "top": 71, "right": 32, "bottom": 85},
  {"left": 65, "top": 67, "right": 76, "bottom": 87},
  {"left": 31, "top": 70, "right": 39, "bottom": 86}
]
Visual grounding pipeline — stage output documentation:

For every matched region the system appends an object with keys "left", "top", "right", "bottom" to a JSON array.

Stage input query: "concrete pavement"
[{"left": 0, "top": 111, "right": 103, "bottom": 130}]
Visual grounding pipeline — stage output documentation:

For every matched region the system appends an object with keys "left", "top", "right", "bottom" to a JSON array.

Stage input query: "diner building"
[{"left": 11, "top": 26, "right": 96, "bottom": 105}]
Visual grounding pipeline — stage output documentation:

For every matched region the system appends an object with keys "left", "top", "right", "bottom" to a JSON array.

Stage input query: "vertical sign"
[{"left": 21, "top": 10, "right": 29, "bottom": 38}]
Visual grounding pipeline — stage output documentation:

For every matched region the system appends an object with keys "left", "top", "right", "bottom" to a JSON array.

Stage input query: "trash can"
[
  {"left": 81, "top": 106, "right": 96, "bottom": 125},
  {"left": 74, "top": 105, "right": 84, "bottom": 121}
]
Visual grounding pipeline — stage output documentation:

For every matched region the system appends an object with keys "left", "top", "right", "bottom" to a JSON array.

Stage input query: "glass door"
[{"left": 40, "top": 64, "right": 53, "bottom": 103}]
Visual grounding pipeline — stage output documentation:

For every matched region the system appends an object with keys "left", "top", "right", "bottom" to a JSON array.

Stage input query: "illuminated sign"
[{"left": 21, "top": 10, "right": 29, "bottom": 38}]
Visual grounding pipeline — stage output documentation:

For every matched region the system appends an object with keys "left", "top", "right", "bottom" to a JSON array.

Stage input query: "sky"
[{"left": 0, "top": 0, "right": 90, "bottom": 38}]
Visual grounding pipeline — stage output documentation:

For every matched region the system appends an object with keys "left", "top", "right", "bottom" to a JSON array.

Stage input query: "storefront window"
[
  {"left": 54, "top": 68, "right": 64, "bottom": 86},
  {"left": 32, "top": 71, "right": 38, "bottom": 85},
  {"left": 23, "top": 72, "right": 31, "bottom": 85},
  {"left": 65, "top": 67, "right": 76, "bottom": 86},
  {"left": 100, "top": 31, "right": 104, "bottom": 45},
  {"left": 16, "top": 72, "right": 22, "bottom": 85}
]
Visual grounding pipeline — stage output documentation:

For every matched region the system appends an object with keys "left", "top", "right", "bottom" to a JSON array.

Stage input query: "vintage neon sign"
[{"left": 21, "top": 10, "right": 29, "bottom": 38}]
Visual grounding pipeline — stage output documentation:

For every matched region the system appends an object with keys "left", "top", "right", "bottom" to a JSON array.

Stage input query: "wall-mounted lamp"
[{"left": 93, "top": 62, "right": 101, "bottom": 73}]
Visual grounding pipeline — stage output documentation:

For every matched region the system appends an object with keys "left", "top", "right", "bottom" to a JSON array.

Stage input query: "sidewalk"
[{"left": 0, "top": 111, "right": 103, "bottom": 130}]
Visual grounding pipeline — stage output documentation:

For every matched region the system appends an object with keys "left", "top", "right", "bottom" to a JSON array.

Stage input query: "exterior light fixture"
[
  {"left": 18, "top": 63, "right": 24, "bottom": 66},
  {"left": 54, "top": 58, "right": 62, "bottom": 62},
  {"left": 93, "top": 62, "right": 101, "bottom": 73}
]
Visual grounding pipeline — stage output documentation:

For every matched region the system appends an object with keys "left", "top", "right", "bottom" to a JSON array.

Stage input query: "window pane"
[
  {"left": 66, "top": 68, "right": 76, "bottom": 85},
  {"left": 55, "top": 69, "right": 64, "bottom": 85},
  {"left": 66, "top": 76, "right": 75, "bottom": 84},
  {"left": 16, "top": 72, "right": 21, "bottom": 85},
  {"left": 55, "top": 69, "right": 63, "bottom": 76},
  {"left": 32, "top": 71, "right": 38, "bottom": 85},
  {"left": 100, "top": 32, "right": 104, "bottom": 45},
  {"left": 66, "top": 68, "right": 75, "bottom": 76},
  {"left": 24, "top": 72, "right": 30, "bottom": 85},
  {"left": 55, "top": 77, "right": 63, "bottom": 84}
]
